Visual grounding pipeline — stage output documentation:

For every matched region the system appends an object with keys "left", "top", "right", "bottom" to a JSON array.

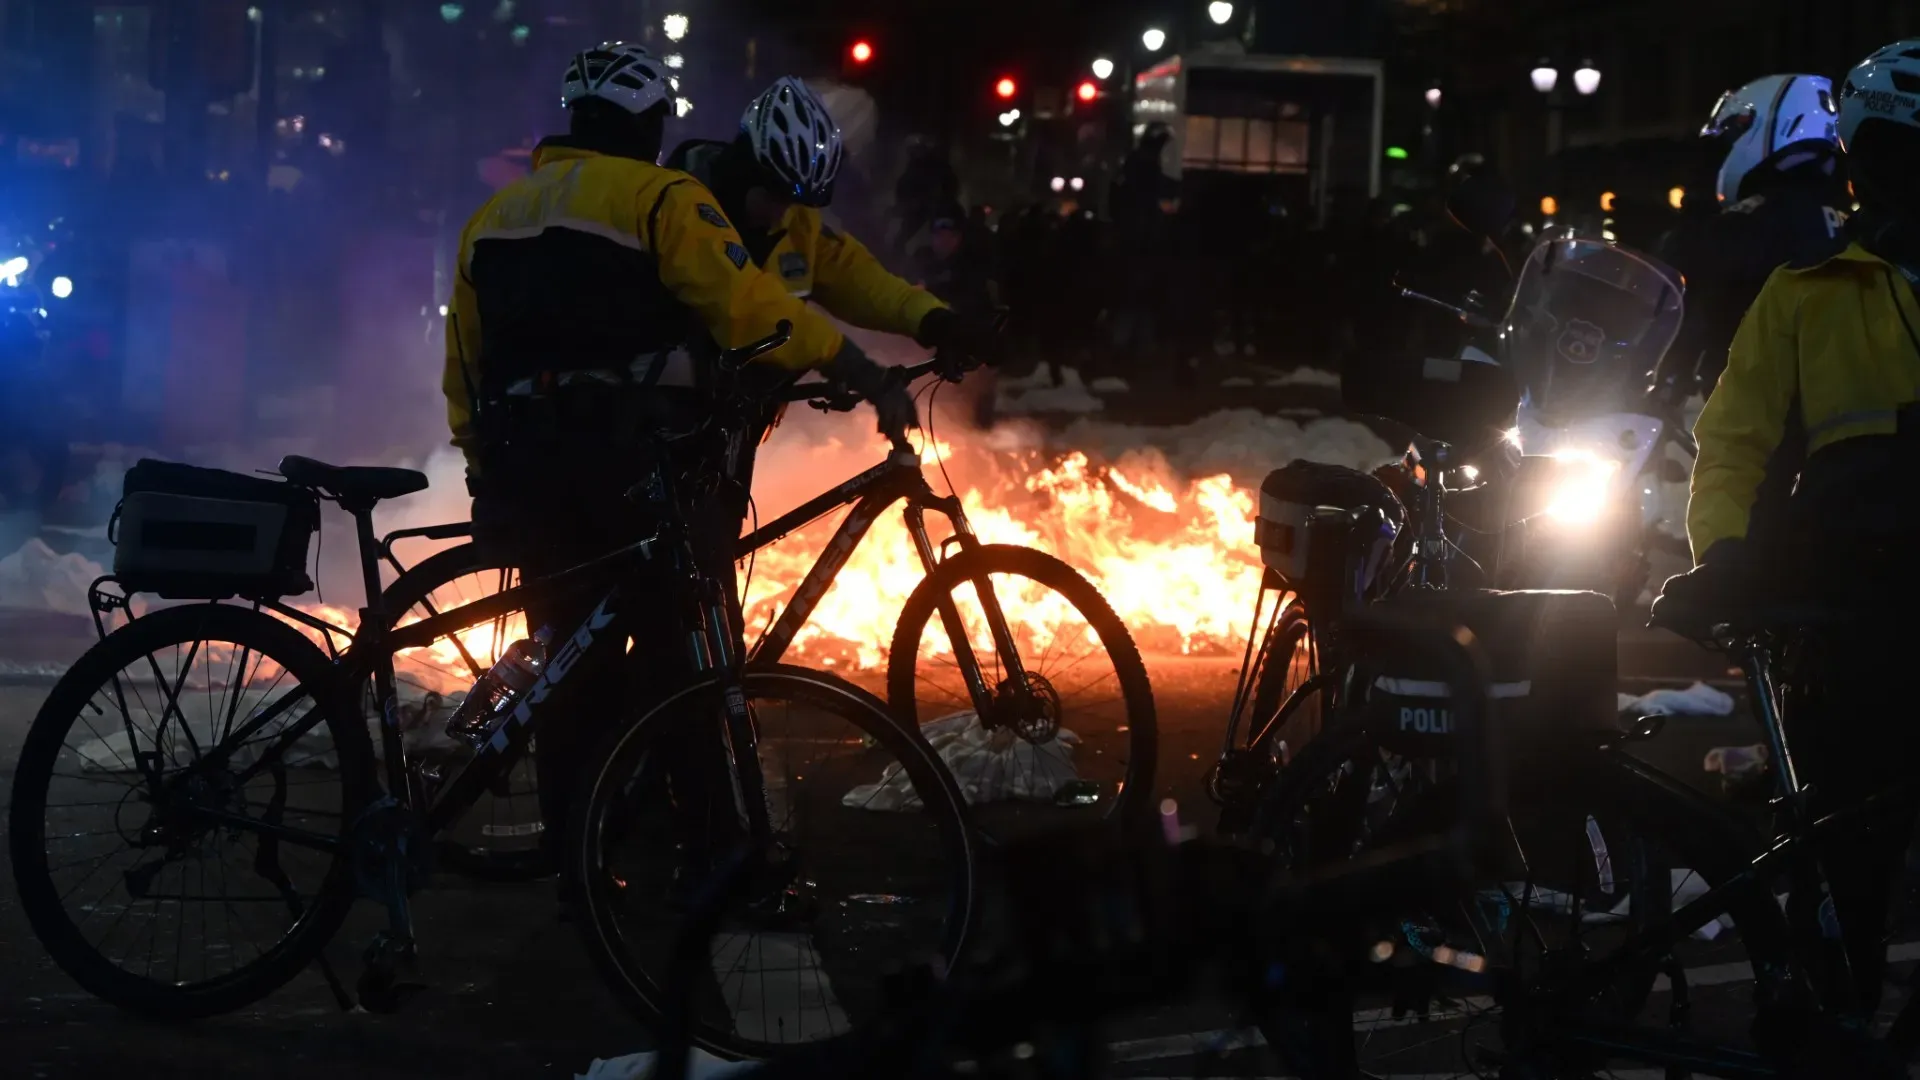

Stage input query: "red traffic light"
[
  {"left": 850, "top": 40, "right": 873, "bottom": 64},
  {"left": 1075, "top": 80, "right": 1098, "bottom": 103},
  {"left": 994, "top": 76, "right": 1017, "bottom": 99}
]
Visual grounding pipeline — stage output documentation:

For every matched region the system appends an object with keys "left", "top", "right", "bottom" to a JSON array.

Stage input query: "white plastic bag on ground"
[
  {"left": 844, "top": 711, "right": 1081, "bottom": 811},
  {"left": 576, "top": 1049, "right": 754, "bottom": 1080},
  {"left": 1616, "top": 681, "right": 1735, "bottom": 717}
]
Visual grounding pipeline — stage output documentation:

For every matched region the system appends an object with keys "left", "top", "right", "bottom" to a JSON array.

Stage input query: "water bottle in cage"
[{"left": 445, "top": 627, "right": 554, "bottom": 747}]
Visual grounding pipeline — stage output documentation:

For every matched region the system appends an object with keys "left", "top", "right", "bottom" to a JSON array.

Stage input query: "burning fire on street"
[{"left": 261, "top": 401, "right": 1385, "bottom": 693}]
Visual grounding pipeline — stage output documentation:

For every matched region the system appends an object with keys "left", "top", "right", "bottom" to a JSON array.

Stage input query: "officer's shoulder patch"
[
  {"left": 723, "top": 241, "right": 750, "bottom": 270},
  {"left": 696, "top": 203, "right": 730, "bottom": 230}
]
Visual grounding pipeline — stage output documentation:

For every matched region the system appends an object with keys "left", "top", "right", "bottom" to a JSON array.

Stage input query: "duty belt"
[{"left": 500, "top": 347, "right": 701, "bottom": 397}]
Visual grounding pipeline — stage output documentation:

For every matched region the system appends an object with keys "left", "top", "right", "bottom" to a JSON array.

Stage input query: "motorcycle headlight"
[{"left": 1543, "top": 450, "right": 1623, "bottom": 524}]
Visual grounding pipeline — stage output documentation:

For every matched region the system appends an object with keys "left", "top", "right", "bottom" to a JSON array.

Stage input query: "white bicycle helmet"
[
  {"left": 1701, "top": 74, "right": 1839, "bottom": 203},
  {"left": 561, "top": 42, "right": 673, "bottom": 115},
  {"left": 740, "top": 77, "right": 844, "bottom": 207},
  {"left": 1839, "top": 41, "right": 1920, "bottom": 218}
]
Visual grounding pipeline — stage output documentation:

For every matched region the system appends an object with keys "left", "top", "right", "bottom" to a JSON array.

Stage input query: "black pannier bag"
[
  {"left": 1255, "top": 461, "right": 1404, "bottom": 612},
  {"left": 111, "top": 460, "right": 319, "bottom": 600},
  {"left": 1363, "top": 588, "right": 1617, "bottom": 773}
]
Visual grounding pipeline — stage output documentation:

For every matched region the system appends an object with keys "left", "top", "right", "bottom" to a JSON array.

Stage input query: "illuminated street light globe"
[
  {"left": 1092, "top": 56, "right": 1115, "bottom": 80},
  {"left": 1142, "top": 27, "right": 1167, "bottom": 52},
  {"left": 662, "top": 12, "right": 688, "bottom": 41},
  {"left": 1207, "top": 2, "right": 1233, "bottom": 24},
  {"left": 1530, "top": 63, "right": 1558, "bottom": 94},
  {"left": 1424, "top": 87, "right": 1442, "bottom": 108},
  {"left": 1572, "top": 62, "right": 1602, "bottom": 95}
]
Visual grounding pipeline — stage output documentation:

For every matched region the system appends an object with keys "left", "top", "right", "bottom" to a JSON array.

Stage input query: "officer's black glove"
[
  {"left": 915, "top": 307, "right": 1003, "bottom": 368},
  {"left": 1650, "top": 539, "right": 1752, "bottom": 638},
  {"left": 825, "top": 341, "right": 918, "bottom": 448}
]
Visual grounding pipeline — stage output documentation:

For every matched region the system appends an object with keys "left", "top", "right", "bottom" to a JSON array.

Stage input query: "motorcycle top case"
[
  {"left": 1255, "top": 461, "right": 1403, "bottom": 592},
  {"left": 1362, "top": 589, "right": 1616, "bottom": 768},
  {"left": 111, "top": 460, "right": 319, "bottom": 600}
]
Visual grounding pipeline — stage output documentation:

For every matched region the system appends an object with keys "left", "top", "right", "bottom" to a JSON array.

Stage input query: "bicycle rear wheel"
[
  {"left": 568, "top": 664, "right": 977, "bottom": 1059},
  {"left": 886, "top": 544, "right": 1157, "bottom": 842},
  {"left": 381, "top": 542, "right": 544, "bottom": 880},
  {"left": 8, "top": 603, "right": 371, "bottom": 1019}
]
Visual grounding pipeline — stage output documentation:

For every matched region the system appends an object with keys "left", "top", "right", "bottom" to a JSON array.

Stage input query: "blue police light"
[
  {"left": 0, "top": 256, "right": 26, "bottom": 286},
  {"left": 50, "top": 276, "right": 72, "bottom": 299}
]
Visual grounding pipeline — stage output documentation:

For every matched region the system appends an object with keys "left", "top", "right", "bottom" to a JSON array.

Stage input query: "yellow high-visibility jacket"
[
  {"left": 1688, "top": 242, "right": 1920, "bottom": 561},
  {"left": 443, "top": 139, "right": 938, "bottom": 462}
]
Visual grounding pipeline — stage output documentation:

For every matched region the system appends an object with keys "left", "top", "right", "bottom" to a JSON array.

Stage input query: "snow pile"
[
  {"left": 1616, "top": 681, "right": 1734, "bottom": 718},
  {"left": 844, "top": 711, "right": 1080, "bottom": 811},
  {"left": 995, "top": 366, "right": 1105, "bottom": 416},
  {"left": 0, "top": 539, "right": 104, "bottom": 616},
  {"left": 1061, "top": 408, "right": 1396, "bottom": 487},
  {"left": 1266, "top": 367, "right": 1341, "bottom": 389}
]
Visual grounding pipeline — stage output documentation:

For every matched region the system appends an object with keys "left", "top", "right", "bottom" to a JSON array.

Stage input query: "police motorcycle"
[{"left": 1388, "top": 177, "right": 1692, "bottom": 607}]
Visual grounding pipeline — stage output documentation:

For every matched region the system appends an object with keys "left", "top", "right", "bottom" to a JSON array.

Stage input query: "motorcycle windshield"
[{"left": 1502, "top": 236, "right": 1684, "bottom": 425}]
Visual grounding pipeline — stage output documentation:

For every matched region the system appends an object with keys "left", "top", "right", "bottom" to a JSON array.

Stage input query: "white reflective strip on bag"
[{"left": 1374, "top": 676, "right": 1533, "bottom": 700}]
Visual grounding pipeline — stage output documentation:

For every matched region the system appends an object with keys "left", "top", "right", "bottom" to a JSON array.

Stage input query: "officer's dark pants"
[
  {"left": 471, "top": 428, "right": 757, "bottom": 877},
  {"left": 1786, "top": 623, "right": 1920, "bottom": 1016}
]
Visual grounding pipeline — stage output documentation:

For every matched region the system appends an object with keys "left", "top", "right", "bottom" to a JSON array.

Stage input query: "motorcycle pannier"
[
  {"left": 111, "top": 460, "right": 319, "bottom": 600},
  {"left": 1255, "top": 460, "right": 1402, "bottom": 590}
]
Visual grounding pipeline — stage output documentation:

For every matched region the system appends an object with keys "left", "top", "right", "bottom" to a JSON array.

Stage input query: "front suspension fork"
[{"left": 904, "top": 502, "right": 1032, "bottom": 721}]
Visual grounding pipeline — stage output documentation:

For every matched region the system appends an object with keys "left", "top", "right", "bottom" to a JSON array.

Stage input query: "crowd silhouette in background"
[{"left": 878, "top": 130, "right": 1707, "bottom": 394}]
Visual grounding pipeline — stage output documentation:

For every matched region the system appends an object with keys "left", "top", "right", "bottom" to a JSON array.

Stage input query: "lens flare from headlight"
[
  {"left": 1544, "top": 450, "right": 1622, "bottom": 524},
  {"left": 1503, "top": 426, "right": 1524, "bottom": 451}
]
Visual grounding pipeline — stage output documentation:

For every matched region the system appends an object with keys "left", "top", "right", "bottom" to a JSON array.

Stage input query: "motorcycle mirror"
[{"left": 1446, "top": 173, "right": 1516, "bottom": 241}]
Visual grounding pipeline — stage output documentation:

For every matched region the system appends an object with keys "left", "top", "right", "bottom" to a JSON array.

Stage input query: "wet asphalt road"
[{"left": 0, "top": 614, "right": 1824, "bottom": 1079}]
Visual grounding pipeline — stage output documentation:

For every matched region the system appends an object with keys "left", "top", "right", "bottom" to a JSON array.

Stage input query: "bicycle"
[
  {"left": 1207, "top": 437, "right": 1691, "bottom": 1073},
  {"left": 381, "top": 354, "right": 1158, "bottom": 843},
  {"left": 647, "top": 612, "right": 1512, "bottom": 1080},
  {"left": 7, "top": 328, "right": 980, "bottom": 1059}
]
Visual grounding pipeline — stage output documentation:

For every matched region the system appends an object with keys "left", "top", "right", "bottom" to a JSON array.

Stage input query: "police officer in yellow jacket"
[
  {"left": 1668, "top": 40, "right": 1920, "bottom": 1017},
  {"left": 662, "top": 77, "right": 998, "bottom": 361},
  {"left": 440, "top": 45, "right": 962, "bottom": 877}
]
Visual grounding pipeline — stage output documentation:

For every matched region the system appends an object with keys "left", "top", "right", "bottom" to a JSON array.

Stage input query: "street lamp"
[
  {"left": 1092, "top": 56, "right": 1115, "bottom": 80},
  {"left": 1424, "top": 87, "right": 1442, "bottom": 108},
  {"left": 1572, "top": 61, "right": 1602, "bottom": 96},
  {"left": 1142, "top": 27, "right": 1167, "bottom": 52},
  {"left": 1530, "top": 62, "right": 1558, "bottom": 94},
  {"left": 998, "top": 109, "right": 1020, "bottom": 128},
  {"left": 663, "top": 13, "right": 688, "bottom": 41},
  {"left": 1207, "top": 1, "right": 1234, "bottom": 25}
]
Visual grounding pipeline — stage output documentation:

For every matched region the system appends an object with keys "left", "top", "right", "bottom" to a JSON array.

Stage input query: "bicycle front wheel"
[
  {"left": 567, "top": 664, "right": 977, "bottom": 1059},
  {"left": 8, "top": 602, "right": 371, "bottom": 1019},
  {"left": 887, "top": 544, "right": 1157, "bottom": 841}
]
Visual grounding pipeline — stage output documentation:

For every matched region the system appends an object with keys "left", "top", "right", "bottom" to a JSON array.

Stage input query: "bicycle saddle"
[{"left": 278, "top": 455, "right": 429, "bottom": 502}]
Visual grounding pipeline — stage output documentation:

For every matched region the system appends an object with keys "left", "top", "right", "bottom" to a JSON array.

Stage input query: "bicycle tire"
[
  {"left": 566, "top": 663, "right": 979, "bottom": 1060},
  {"left": 9, "top": 603, "right": 372, "bottom": 1020},
  {"left": 885, "top": 544, "right": 1157, "bottom": 834},
  {"left": 1245, "top": 600, "right": 1318, "bottom": 756},
  {"left": 380, "top": 542, "right": 547, "bottom": 881}
]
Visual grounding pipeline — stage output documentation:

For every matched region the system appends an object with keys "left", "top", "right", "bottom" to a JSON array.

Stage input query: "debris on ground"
[
  {"left": 576, "top": 1049, "right": 755, "bottom": 1079},
  {"left": 845, "top": 711, "right": 1080, "bottom": 810},
  {"left": 1616, "top": 681, "right": 1735, "bottom": 718}
]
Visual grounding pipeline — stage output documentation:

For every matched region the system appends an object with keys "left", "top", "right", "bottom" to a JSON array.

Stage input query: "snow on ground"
[
  {"left": 1265, "top": 367, "right": 1341, "bottom": 389},
  {"left": 994, "top": 366, "right": 1105, "bottom": 415},
  {"left": 1060, "top": 407, "right": 1397, "bottom": 487},
  {"left": 0, "top": 539, "right": 105, "bottom": 616}
]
